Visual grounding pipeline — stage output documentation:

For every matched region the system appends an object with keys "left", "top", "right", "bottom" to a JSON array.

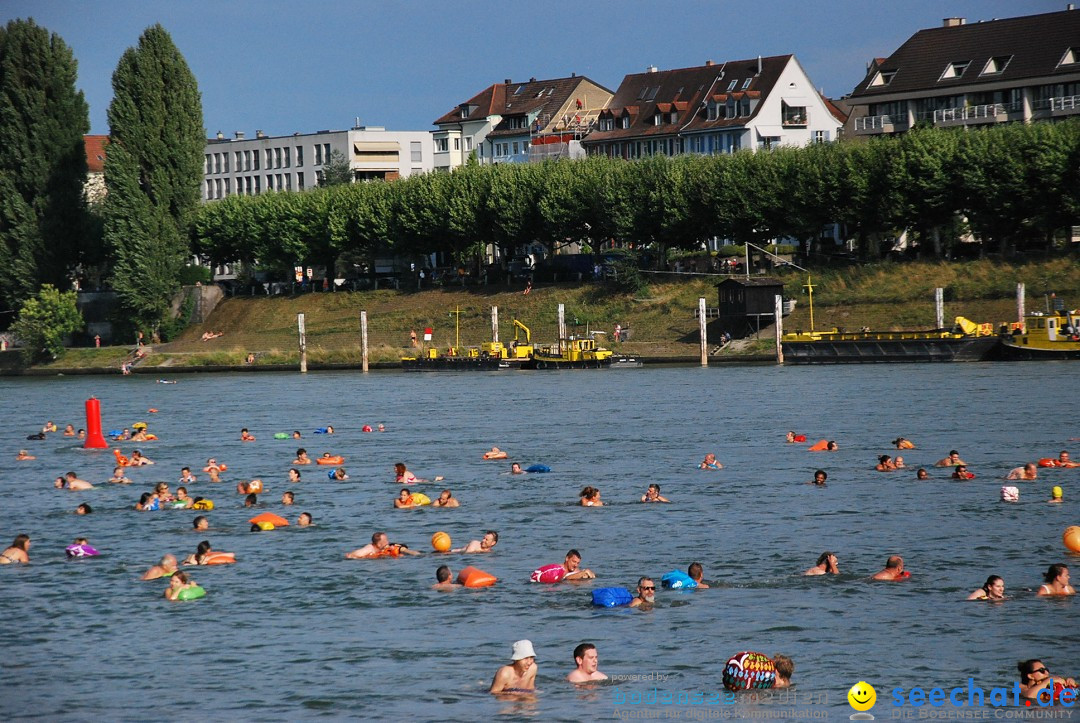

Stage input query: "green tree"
[
  {"left": 103, "top": 23, "right": 203, "bottom": 333},
  {"left": 0, "top": 18, "right": 90, "bottom": 310},
  {"left": 321, "top": 149, "right": 353, "bottom": 187},
  {"left": 10, "top": 284, "right": 83, "bottom": 362}
]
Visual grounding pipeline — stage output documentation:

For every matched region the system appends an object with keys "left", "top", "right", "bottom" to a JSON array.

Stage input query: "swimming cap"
[{"left": 1052, "top": 486, "right": 1063, "bottom": 499}]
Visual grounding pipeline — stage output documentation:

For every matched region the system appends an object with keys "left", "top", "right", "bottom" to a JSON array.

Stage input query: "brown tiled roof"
[
  {"left": 84, "top": 135, "right": 108, "bottom": 173},
  {"left": 823, "top": 96, "right": 850, "bottom": 123},
  {"left": 848, "top": 9, "right": 1080, "bottom": 98},
  {"left": 585, "top": 55, "right": 792, "bottom": 143},
  {"left": 434, "top": 76, "right": 613, "bottom": 134}
]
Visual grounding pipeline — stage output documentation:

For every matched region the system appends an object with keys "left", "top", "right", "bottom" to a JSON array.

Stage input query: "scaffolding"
[{"left": 529, "top": 101, "right": 601, "bottom": 161}]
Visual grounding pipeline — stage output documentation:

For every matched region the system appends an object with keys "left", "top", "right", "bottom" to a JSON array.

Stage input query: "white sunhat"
[{"left": 512, "top": 640, "right": 537, "bottom": 661}]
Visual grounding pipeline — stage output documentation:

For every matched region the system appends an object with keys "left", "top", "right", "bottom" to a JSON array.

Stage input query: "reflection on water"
[{"left": 0, "top": 364, "right": 1076, "bottom": 719}]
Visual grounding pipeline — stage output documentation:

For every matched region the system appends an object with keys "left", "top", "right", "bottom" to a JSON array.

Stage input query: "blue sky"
[{"left": 2, "top": 0, "right": 1064, "bottom": 137}]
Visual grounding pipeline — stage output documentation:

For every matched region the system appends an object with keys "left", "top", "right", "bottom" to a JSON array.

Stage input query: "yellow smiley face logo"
[{"left": 848, "top": 681, "right": 876, "bottom": 711}]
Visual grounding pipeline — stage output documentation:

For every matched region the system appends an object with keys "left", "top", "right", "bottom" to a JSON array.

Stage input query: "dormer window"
[
  {"left": 742, "top": 78, "right": 752, "bottom": 90},
  {"left": 727, "top": 79, "right": 738, "bottom": 91},
  {"left": 654, "top": 112, "right": 662, "bottom": 126},
  {"left": 869, "top": 70, "right": 896, "bottom": 87},
  {"left": 981, "top": 55, "right": 1012, "bottom": 75},
  {"left": 670, "top": 111, "right": 678, "bottom": 124},
  {"left": 621, "top": 115, "right": 630, "bottom": 129},
  {"left": 939, "top": 61, "right": 970, "bottom": 80},
  {"left": 1060, "top": 47, "right": 1080, "bottom": 67},
  {"left": 706, "top": 102, "right": 719, "bottom": 121}
]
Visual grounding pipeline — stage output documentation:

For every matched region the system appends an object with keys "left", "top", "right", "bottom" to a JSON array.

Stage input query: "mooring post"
[
  {"left": 491, "top": 305, "right": 499, "bottom": 344},
  {"left": 935, "top": 287, "right": 945, "bottom": 329},
  {"left": 558, "top": 303, "right": 566, "bottom": 352},
  {"left": 298, "top": 313, "right": 307, "bottom": 373},
  {"left": 774, "top": 294, "right": 784, "bottom": 364},
  {"left": 360, "top": 310, "right": 369, "bottom": 373},
  {"left": 1017, "top": 282, "right": 1025, "bottom": 329},
  {"left": 699, "top": 297, "right": 708, "bottom": 367}
]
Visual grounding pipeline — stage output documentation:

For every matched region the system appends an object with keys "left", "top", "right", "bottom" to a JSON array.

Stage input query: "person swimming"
[
  {"left": 579, "top": 486, "right": 603, "bottom": 506},
  {"left": 700, "top": 453, "right": 723, "bottom": 469},
  {"left": 804, "top": 551, "right": 839, "bottom": 575},
  {"left": 967, "top": 575, "right": 1005, "bottom": 600}
]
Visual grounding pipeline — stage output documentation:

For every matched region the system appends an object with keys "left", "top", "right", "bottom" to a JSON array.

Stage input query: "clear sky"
[{"left": 2, "top": 0, "right": 1065, "bottom": 137}]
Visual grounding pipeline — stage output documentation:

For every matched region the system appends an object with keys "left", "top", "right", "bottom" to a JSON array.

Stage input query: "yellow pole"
[{"left": 804, "top": 276, "right": 816, "bottom": 332}]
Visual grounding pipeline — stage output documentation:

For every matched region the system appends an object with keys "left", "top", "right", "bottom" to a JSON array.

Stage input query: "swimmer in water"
[
  {"left": 330, "top": 467, "right": 348, "bottom": 480},
  {"left": 567, "top": 642, "right": 608, "bottom": 683},
  {"left": 804, "top": 551, "right": 839, "bottom": 576},
  {"left": 452, "top": 531, "right": 498, "bottom": 553},
  {"left": 0, "top": 534, "right": 31, "bottom": 564},
  {"left": 297, "top": 512, "right": 312, "bottom": 526},
  {"left": 193, "top": 516, "right": 209, "bottom": 530},
  {"left": 892, "top": 437, "right": 915, "bottom": 450},
  {"left": 57, "top": 471, "right": 93, "bottom": 491},
  {"left": 394, "top": 488, "right": 418, "bottom": 508},
  {"left": 394, "top": 462, "right": 442, "bottom": 484},
  {"left": 1037, "top": 564, "right": 1075, "bottom": 596},
  {"left": 345, "top": 531, "right": 420, "bottom": 559},
  {"left": 641, "top": 484, "right": 670, "bottom": 502},
  {"left": 76, "top": 503, "right": 92, "bottom": 515},
  {"left": 811, "top": 470, "right": 828, "bottom": 486},
  {"left": 241, "top": 428, "right": 255, "bottom": 442},
  {"left": 293, "top": 448, "right": 311, "bottom": 465},
  {"left": 326, "top": 425, "right": 335, "bottom": 434},
  {"left": 510, "top": 462, "right": 523, "bottom": 475},
  {"left": 700, "top": 453, "right": 723, "bottom": 470},
  {"left": 629, "top": 577, "right": 655, "bottom": 608},
  {"left": 490, "top": 640, "right": 538, "bottom": 694},
  {"left": 785, "top": 431, "right": 797, "bottom": 443},
  {"left": 875, "top": 455, "right": 896, "bottom": 472},
  {"left": 688, "top": 561, "right": 710, "bottom": 588},
  {"left": 431, "top": 489, "right": 460, "bottom": 507},
  {"left": 1049, "top": 486, "right": 1063, "bottom": 504},
  {"left": 243, "top": 493, "right": 258, "bottom": 507},
  {"left": 1018, "top": 660, "right": 1078, "bottom": 702},
  {"left": 182, "top": 541, "right": 214, "bottom": 566},
  {"left": 826, "top": 441, "right": 838, "bottom": 451},
  {"left": 142, "top": 554, "right": 179, "bottom": 580},
  {"left": 286, "top": 469, "right": 301, "bottom": 484},
  {"left": 164, "top": 570, "right": 199, "bottom": 601},
  {"left": 894, "top": 456, "right": 906, "bottom": 469},
  {"left": 63, "top": 424, "right": 75, "bottom": 436},
  {"left": 872, "top": 555, "right": 907, "bottom": 581},
  {"left": 178, "top": 467, "right": 196, "bottom": 484},
  {"left": 772, "top": 655, "right": 794, "bottom": 688},
  {"left": 281, "top": 491, "right": 294, "bottom": 506},
  {"left": 203, "top": 458, "right": 223, "bottom": 474},
  {"left": 432, "top": 565, "right": 460, "bottom": 590},
  {"left": 292, "top": 430, "right": 302, "bottom": 439},
  {"left": 561, "top": 549, "right": 596, "bottom": 580},
  {"left": 935, "top": 450, "right": 966, "bottom": 467},
  {"left": 174, "top": 487, "right": 193, "bottom": 508},
  {"left": 916, "top": 468, "right": 931, "bottom": 480},
  {"left": 15, "top": 449, "right": 35, "bottom": 461},
  {"left": 154, "top": 482, "right": 174, "bottom": 503},
  {"left": 129, "top": 450, "right": 154, "bottom": 466},
  {"left": 967, "top": 575, "right": 1005, "bottom": 600},
  {"left": 579, "top": 486, "right": 603, "bottom": 506},
  {"left": 1007, "top": 463, "right": 1038, "bottom": 481},
  {"left": 951, "top": 465, "right": 975, "bottom": 480}
]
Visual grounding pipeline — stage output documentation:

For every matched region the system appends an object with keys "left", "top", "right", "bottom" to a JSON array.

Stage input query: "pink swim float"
[{"left": 530, "top": 563, "right": 566, "bottom": 584}]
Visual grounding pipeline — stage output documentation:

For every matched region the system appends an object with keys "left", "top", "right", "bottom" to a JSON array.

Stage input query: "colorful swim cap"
[{"left": 1052, "top": 486, "right": 1063, "bottom": 499}]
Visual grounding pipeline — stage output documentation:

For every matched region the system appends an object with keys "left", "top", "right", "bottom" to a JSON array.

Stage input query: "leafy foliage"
[
  {"left": 103, "top": 24, "right": 203, "bottom": 333},
  {"left": 0, "top": 18, "right": 90, "bottom": 310},
  {"left": 11, "top": 284, "right": 83, "bottom": 362}
]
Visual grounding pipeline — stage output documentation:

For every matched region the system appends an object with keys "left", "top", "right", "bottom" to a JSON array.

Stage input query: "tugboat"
[
  {"left": 401, "top": 306, "right": 508, "bottom": 371},
  {"left": 526, "top": 336, "right": 613, "bottom": 369},
  {"left": 782, "top": 317, "right": 1000, "bottom": 364},
  {"left": 998, "top": 306, "right": 1080, "bottom": 360}
]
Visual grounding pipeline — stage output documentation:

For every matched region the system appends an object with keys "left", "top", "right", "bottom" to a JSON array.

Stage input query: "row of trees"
[
  {"left": 0, "top": 19, "right": 203, "bottom": 342},
  {"left": 195, "top": 121, "right": 1080, "bottom": 279}
]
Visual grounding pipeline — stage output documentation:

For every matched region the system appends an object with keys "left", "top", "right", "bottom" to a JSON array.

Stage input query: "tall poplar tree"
[
  {"left": 103, "top": 24, "right": 203, "bottom": 333},
  {"left": 0, "top": 18, "right": 89, "bottom": 312}
]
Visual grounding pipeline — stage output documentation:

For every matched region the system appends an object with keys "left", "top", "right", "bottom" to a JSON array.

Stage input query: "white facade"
[
  {"left": 431, "top": 117, "right": 497, "bottom": 172},
  {"left": 202, "top": 127, "right": 434, "bottom": 201},
  {"left": 740, "top": 58, "right": 843, "bottom": 149}
]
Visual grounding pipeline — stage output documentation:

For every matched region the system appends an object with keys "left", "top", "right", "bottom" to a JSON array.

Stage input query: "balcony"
[
  {"left": 853, "top": 114, "right": 908, "bottom": 135},
  {"left": 1050, "top": 94, "right": 1080, "bottom": 117},
  {"left": 932, "top": 102, "right": 1019, "bottom": 126}
]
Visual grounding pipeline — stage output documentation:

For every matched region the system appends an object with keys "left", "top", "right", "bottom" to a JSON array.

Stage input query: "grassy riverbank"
[{"left": 7, "top": 257, "right": 1079, "bottom": 373}]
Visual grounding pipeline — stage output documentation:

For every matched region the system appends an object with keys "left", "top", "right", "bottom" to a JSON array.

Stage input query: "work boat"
[
  {"left": 526, "top": 336, "right": 613, "bottom": 369},
  {"left": 782, "top": 317, "right": 999, "bottom": 364},
  {"left": 998, "top": 306, "right": 1080, "bottom": 360},
  {"left": 400, "top": 346, "right": 507, "bottom": 371}
]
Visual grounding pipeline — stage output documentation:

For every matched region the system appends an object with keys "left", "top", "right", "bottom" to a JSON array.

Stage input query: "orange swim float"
[
  {"left": 201, "top": 551, "right": 236, "bottom": 565},
  {"left": 249, "top": 512, "right": 289, "bottom": 527},
  {"left": 458, "top": 566, "right": 497, "bottom": 587},
  {"left": 807, "top": 440, "right": 829, "bottom": 452},
  {"left": 316, "top": 456, "right": 344, "bottom": 465},
  {"left": 1039, "top": 458, "right": 1059, "bottom": 468},
  {"left": 238, "top": 479, "right": 264, "bottom": 494},
  {"left": 113, "top": 449, "right": 131, "bottom": 466},
  {"left": 482, "top": 449, "right": 508, "bottom": 460}
]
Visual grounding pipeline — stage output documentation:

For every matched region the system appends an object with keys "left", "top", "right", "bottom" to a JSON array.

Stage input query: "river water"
[{"left": 1, "top": 364, "right": 1076, "bottom": 721}]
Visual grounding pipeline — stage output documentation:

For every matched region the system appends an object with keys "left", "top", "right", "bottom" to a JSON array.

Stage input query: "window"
[
  {"left": 707, "top": 103, "right": 719, "bottom": 121},
  {"left": 981, "top": 55, "right": 1013, "bottom": 76},
  {"left": 453, "top": 138, "right": 460, "bottom": 151},
  {"left": 254, "top": 176, "right": 261, "bottom": 193},
  {"left": 782, "top": 101, "right": 807, "bottom": 126},
  {"left": 742, "top": 78, "right": 752, "bottom": 89},
  {"left": 285, "top": 174, "right": 291, "bottom": 191},
  {"left": 727, "top": 80, "right": 738, "bottom": 91},
  {"left": 813, "top": 130, "right": 827, "bottom": 143},
  {"left": 224, "top": 178, "right": 231, "bottom": 194},
  {"left": 204, "top": 179, "right": 212, "bottom": 198},
  {"left": 465, "top": 137, "right": 472, "bottom": 151},
  {"left": 740, "top": 100, "right": 750, "bottom": 117},
  {"left": 411, "top": 141, "right": 422, "bottom": 162},
  {"left": 284, "top": 147, "right": 290, "bottom": 167},
  {"left": 314, "top": 145, "right": 322, "bottom": 164},
  {"left": 726, "top": 100, "right": 736, "bottom": 118},
  {"left": 275, "top": 148, "right": 282, "bottom": 168},
  {"left": 244, "top": 150, "right": 251, "bottom": 171},
  {"left": 296, "top": 146, "right": 303, "bottom": 166},
  {"left": 869, "top": 70, "right": 896, "bottom": 87},
  {"left": 671, "top": 111, "right": 678, "bottom": 124},
  {"left": 512, "top": 141, "right": 519, "bottom": 154},
  {"left": 1059, "top": 47, "right": 1080, "bottom": 67},
  {"left": 204, "top": 154, "right": 211, "bottom": 174},
  {"left": 435, "top": 138, "right": 448, "bottom": 152},
  {"left": 276, "top": 173, "right": 283, "bottom": 188},
  {"left": 254, "top": 150, "right": 260, "bottom": 170},
  {"left": 323, "top": 144, "right": 330, "bottom": 164},
  {"left": 297, "top": 172, "right": 304, "bottom": 190},
  {"left": 266, "top": 174, "right": 273, "bottom": 190},
  {"left": 939, "top": 61, "right": 970, "bottom": 80},
  {"left": 214, "top": 154, "right": 221, "bottom": 174},
  {"left": 654, "top": 112, "right": 662, "bottom": 126},
  {"left": 222, "top": 153, "right": 229, "bottom": 173},
  {"left": 265, "top": 149, "right": 273, "bottom": 168},
  {"left": 621, "top": 115, "right": 630, "bottom": 129},
  {"left": 235, "top": 151, "right": 242, "bottom": 170}
]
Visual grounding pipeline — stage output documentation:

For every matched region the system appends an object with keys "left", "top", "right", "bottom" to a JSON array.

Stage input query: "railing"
[
  {"left": 854, "top": 114, "right": 900, "bottom": 131},
  {"left": 1051, "top": 95, "right": 1080, "bottom": 111},
  {"left": 932, "top": 102, "right": 1018, "bottom": 123}
]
